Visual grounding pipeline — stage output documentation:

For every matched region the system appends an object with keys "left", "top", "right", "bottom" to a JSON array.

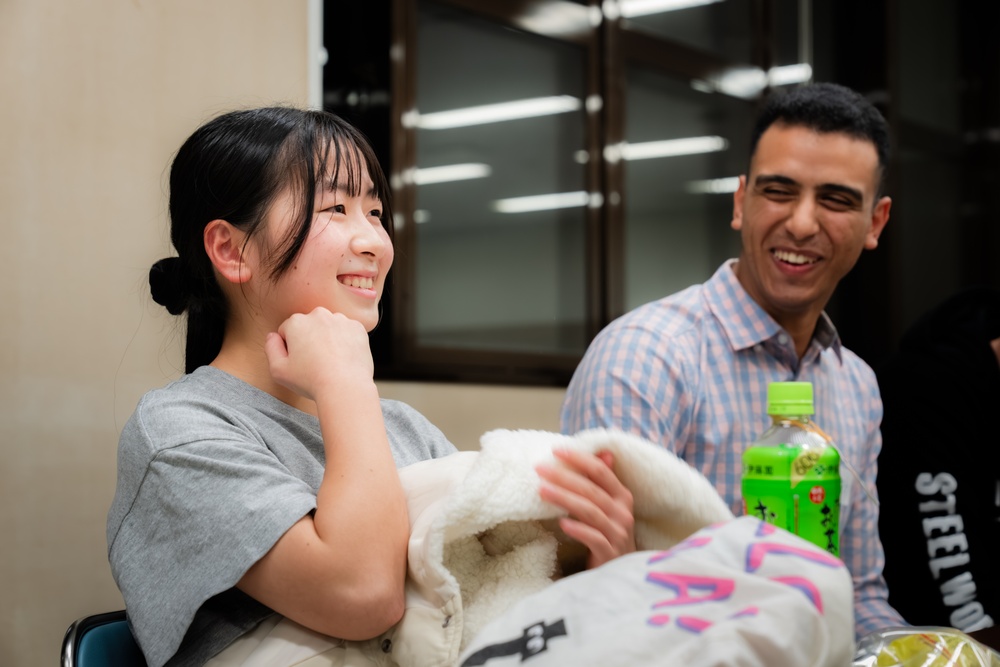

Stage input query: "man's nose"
[{"left": 786, "top": 198, "right": 820, "bottom": 239}]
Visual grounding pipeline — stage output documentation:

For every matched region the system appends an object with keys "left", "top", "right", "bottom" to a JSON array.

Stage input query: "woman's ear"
[{"left": 204, "top": 220, "right": 252, "bottom": 284}]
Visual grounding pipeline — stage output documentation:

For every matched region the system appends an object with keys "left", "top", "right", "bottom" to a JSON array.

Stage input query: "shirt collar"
[{"left": 705, "top": 259, "right": 843, "bottom": 361}]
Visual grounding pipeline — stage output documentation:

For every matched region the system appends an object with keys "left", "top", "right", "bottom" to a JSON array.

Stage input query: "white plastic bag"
[{"left": 853, "top": 626, "right": 1000, "bottom": 667}]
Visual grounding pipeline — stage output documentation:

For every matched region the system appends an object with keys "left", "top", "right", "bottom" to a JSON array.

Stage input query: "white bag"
[{"left": 459, "top": 516, "right": 855, "bottom": 667}]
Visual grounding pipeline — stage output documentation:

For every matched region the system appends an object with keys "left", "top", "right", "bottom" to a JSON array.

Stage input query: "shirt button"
[
  {"left": 381, "top": 639, "right": 392, "bottom": 653},
  {"left": 778, "top": 334, "right": 789, "bottom": 345}
]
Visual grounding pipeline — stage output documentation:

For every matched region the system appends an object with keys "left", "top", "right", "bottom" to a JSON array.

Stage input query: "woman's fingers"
[
  {"left": 557, "top": 517, "right": 615, "bottom": 566},
  {"left": 264, "top": 331, "right": 288, "bottom": 362},
  {"left": 536, "top": 448, "right": 636, "bottom": 569},
  {"left": 556, "top": 449, "right": 631, "bottom": 503},
  {"left": 547, "top": 450, "right": 634, "bottom": 523}
]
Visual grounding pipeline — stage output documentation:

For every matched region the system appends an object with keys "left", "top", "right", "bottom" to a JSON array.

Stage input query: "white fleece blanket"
[{"left": 394, "top": 428, "right": 735, "bottom": 660}]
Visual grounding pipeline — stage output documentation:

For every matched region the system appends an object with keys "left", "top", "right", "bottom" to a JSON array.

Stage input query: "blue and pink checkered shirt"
[{"left": 562, "top": 259, "right": 905, "bottom": 639}]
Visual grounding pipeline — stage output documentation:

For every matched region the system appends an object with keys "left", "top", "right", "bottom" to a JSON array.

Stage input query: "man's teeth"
[
  {"left": 342, "top": 276, "right": 375, "bottom": 289},
  {"left": 773, "top": 250, "right": 817, "bottom": 265}
]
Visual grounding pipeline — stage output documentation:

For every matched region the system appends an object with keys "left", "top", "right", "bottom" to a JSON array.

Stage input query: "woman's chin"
[{"left": 359, "top": 312, "right": 381, "bottom": 333}]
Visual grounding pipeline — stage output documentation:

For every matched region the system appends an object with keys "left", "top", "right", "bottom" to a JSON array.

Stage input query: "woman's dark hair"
[
  {"left": 148, "top": 107, "right": 393, "bottom": 373},
  {"left": 749, "top": 82, "right": 891, "bottom": 196}
]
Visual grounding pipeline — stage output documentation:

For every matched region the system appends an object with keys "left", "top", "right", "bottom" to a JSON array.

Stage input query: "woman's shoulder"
[
  {"left": 130, "top": 366, "right": 229, "bottom": 420},
  {"left": 122, "top": 366, "right": 278, "bottom": 455},
  {"left": 136, "top": 365, "right": 303, "bottom": 417},
  {"left": 380, "top": 398, "right": 458, "bottom": 463},
  {"left": 135, "top": 365, "right": 252, "bottom": 406}
]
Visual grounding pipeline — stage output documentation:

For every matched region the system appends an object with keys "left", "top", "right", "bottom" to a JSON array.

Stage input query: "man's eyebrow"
[
  {"left": 753, "top": 174, "right": 798, "bottom": 188},
  {"left": 816, "top": 183, "right": 863, "bottom": 201},
  {"left": 754, "top": 174, "right": 863, "bottom": 201}
]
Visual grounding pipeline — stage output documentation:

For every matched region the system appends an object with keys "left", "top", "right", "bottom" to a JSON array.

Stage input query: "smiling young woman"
[
  {"left": 107, "top": 107, "right": 459, "bottom": 667},
  {"left": 108, "top": 106, "right": 636, "bottom": 667}
]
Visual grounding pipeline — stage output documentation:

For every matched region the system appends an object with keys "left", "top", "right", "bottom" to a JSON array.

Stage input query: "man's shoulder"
[
  {"left": 606, "top": 282, "right": 712, "bottom": 341},
  {"left": 835, "top": 343, "right": 877, "bottom": 379},
  {"left": 826, "top": 342, "right": 880, "bottom": 404}
]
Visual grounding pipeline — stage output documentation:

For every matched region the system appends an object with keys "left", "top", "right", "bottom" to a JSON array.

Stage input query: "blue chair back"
[{"left": 61, "top": 610, "right": 147, "bottom": 667}]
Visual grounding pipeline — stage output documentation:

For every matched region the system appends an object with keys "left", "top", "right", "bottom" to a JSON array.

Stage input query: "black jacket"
[{"left": 876, "top": 287, "right": 1000, "bottom": 632}]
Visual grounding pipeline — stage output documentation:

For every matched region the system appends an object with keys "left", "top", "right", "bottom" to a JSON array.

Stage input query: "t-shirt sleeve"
[
  {"left": 381, "top": 398, "right": 459, "bottom": 462},
  {"left": 107, "top": 396, "right": 318, "bottom": 667}
]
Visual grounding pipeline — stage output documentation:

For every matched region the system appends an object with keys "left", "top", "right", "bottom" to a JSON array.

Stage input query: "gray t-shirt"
[{"left": 106, "top": 366, "right": 457, "bottom": 667}]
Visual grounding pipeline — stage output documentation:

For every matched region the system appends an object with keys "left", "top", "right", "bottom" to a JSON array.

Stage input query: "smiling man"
[
  {"left": 562, "top": 83, "right": 906, "bottom": 640},
  {"left": 732, "top": 119, "right": 890, "bottom": 358}
]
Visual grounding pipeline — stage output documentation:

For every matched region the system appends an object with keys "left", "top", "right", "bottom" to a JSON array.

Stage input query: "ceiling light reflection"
[
  {"left": 685, "top": 176, "right": 740, "bottom": 194},
  {"left": 768, "top": 63, "right": 813, "bottom": 87},
  {"left": 695, "top": 63, "right": 813, "bottom": 99},
  {"left": 493, "top": 191, "right": 596, "bottom": 214},
  {"left": 620, "top": 0, "right": 723, "bottom": 18},
  {"left": 412, "top": 163, "right": 491, "bottom": 185},
  {"left": 414, "top": 95, "right": 581, "bottom": 130},
  {"left": 516, "top": 3, "right": 595, "bottom": 37},
  {"left": 621, "top": 135, "right": 728, "bottom": 160}
]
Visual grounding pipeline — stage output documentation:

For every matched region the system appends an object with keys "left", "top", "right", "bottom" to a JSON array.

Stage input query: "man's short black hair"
[{"left": 749, "top": 83, "right": 890, "bottom": 190}]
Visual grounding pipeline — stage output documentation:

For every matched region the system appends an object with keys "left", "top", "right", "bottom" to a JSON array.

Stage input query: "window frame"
[{"left": 380, "top": 0, "right": 779, "bottom": 385}]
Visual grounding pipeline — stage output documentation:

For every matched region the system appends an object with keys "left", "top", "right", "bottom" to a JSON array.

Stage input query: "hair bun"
[{"left": 149, "top": 257, "right": 188, "bottom": 315}]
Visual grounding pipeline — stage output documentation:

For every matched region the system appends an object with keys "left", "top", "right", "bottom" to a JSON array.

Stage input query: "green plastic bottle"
[{"left": 741, "top": 382, "right": 841, "bottom": 556}]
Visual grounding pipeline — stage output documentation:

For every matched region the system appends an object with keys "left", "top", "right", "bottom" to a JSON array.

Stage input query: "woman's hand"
[
  {"left": 264, "top": 306, "right": 374, "bottom": 400},
  {"left": 536, "top": 449, "right": 636, "bottom": 569},
  {"left": 245, "top": 306, "right": 408, "bottom": 640}
]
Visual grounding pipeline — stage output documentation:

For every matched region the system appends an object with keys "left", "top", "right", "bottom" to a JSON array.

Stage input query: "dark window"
[{"left": 326, "top": 0, "right": 1000, "bottom": 383}]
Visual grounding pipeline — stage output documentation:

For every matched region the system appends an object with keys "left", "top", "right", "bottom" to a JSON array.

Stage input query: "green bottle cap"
[{"left": 767, "top": 381, "right": 814, "bottom": 416}]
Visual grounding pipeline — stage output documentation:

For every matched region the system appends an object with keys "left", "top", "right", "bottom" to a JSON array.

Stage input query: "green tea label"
[
  {"left": 742, "top": 446, "right": 841, "bottom": 557},
  {"left": 791, "top": 449, "right": 821, "bottom": 487},
  {"left": 742, "top": 479, "right": 840, "bottom": 556}
]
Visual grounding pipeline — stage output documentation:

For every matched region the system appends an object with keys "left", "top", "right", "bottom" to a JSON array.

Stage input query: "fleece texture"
[{"left": 391, "top": 427, "right": 735, "bottom": 664}]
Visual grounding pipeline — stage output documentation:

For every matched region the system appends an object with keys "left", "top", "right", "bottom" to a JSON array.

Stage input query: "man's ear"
[
  {"left": 204, "top": 220, "right": 252, "bottom": 284},
  {"left": 864, "top": 196, "right": 892, "bottom": 250},
  {"left": 731, "top": 174, "right": 748, "bottom": 231}
]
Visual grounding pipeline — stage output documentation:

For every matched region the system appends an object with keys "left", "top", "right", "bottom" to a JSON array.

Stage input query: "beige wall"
[
  {"left": 0, "top": 2, "right": 565, "bottom": 664},
  {"left": 0, "top": 1, "right": 306, "bottom": 664},
  {"left": 377, "top": 381, "right": 564, "bottom": 452}
]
